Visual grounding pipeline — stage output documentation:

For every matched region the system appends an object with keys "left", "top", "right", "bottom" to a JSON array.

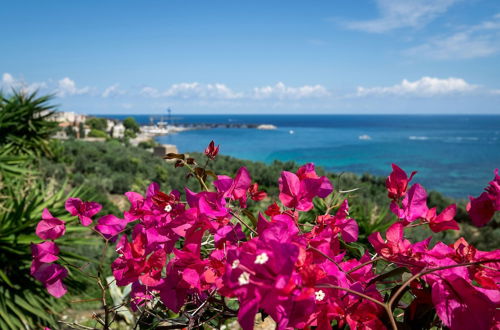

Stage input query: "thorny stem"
[
  {"left": 347, "top": 256, "right": 382, "bottom": 274},
  {"left": 58, "top": 256, "right": 98, "bottom": 280},
  {"left": 57, "top": 321, "right": 95, "bottom": 330},
  {"left": 230, "top": 211, "right": 258, "bottom": 235},
  {"left": 183, "top": 161, "right": 210, "bottom": 192},
  {"left": 315, "top": 284, "right": 386, "bottom": 309},
  {"left": 97, "top": 278, "right": 110, "bottom": 330}
]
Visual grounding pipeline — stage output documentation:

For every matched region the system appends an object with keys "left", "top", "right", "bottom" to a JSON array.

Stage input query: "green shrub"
[{"left": 87, "top": 129, "right": 108, "bottom": 138}]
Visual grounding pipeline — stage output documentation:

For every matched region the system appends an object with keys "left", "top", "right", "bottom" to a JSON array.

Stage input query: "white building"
[
  {"left": 111, "top": 123, "right": 126, "bottom": 138},
  {"left": 49, "top": 111, "right": 87, "bottom": 124}
]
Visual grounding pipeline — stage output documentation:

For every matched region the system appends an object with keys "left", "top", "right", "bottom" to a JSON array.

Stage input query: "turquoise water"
[{"left": 102, "top": 115, "right": 500, "bottom": 198}]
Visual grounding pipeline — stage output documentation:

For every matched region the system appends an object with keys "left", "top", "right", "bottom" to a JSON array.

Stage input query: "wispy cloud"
[
  {"left": 101, "top": 84, "right": 126, "bottom": 98},
  {"left": 140, "top": 82, "right": 330, "bottom": 100},
  {"left": 355, "top": 76, "right": 477, "bottom": 97},
  {"left": 342, "top": 0, "right": 460, "bottom": 33},
  {"left": 2, "top": 73, "right": 93, "bottom": 97},
  {"left": 140, "top": 82, "right": 242, "bottom": 99},
  {"left": 1, "top": 73, "right": 47, "bottom": 94},
  {"left": 252, "top": 82, "right": 330, "bottom": 100},
  {"left": 56, "top": 77, "right": 91, "bottom": 97},
  {"left": 404, "top": 13, "right": 500, "bottom": 60}
]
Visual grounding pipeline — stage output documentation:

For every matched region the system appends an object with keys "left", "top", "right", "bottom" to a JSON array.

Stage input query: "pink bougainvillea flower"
[
  {"left": 186, "top": 188, "right": 228, "bottom": 218},
  {"left": 369, "top": 222, "right": 415, "bottom": 264},
  {"left": 467, "top": 169, "right": 500, "bottom": 227},
  {"left": 123, "top": 192, "right": 148, "bottom": 222},
  {"left": 296, "top": 163, "right": 333, "bottom": 198},
  {"left": 424, "top": 204, "right": 460, "bottom": 233},
  {"left": 386, "top": 164, "right": 417, "bottom": 200},
  {"left": 467, "top": 192, "right": 496, "bottom": 227},
  {"left": 222, "top": 238, "right": 300, "bottom": 330},
  {"left": 31, "top": 241, "right": 60, "bottom": 263},
  {"left": 65, "top": 198, "right": 102, "bottom": 226},
  {"left": 36, "top": 208, "right": 66, "bottom": 240},
  {"left": 257, "top": 212, "right": 300, "bottom": 243},
  {"left": 112, "top": 224, "right": 172, "bottom": 287},
  {"left": 139, "top": 248, "right": 167, "bottom": 286},
  {"left": 278, "top": 164, "right": 333, "bottom": 211},
  {"left": 391, "top": 183, "right": 428, "bottom": 223},
  {"left": 204, "top": 140, "right": 219, "bottom": 160},
  {"left": 314, "top": 200, "right": 359, "bottom": 243},
  {"left": 248, "top": 183, "right": 267, "bottom": 201},
  {"left": 151, "top": 189, "right": 183, "bottom": 215},
  {"left": 214, "top": 224, "right": 246, "bottom": 248},
  {"left": 31, "top": 262, "right": 68, "bottom": 298},
  {"left": 264, "top": 202, "right": 281, "bottom": 217},
  {"left": 95, "top": 214, "right": 128, "bottom": 240},
  {"left": 214, "top": 167, "right": 252, "bottom": 207},
  {"left": 130, "top": 281, "right": 155, "bottom": 311},
  {"left": 431, "top": 274, "right": 499, "bottom": 330}
]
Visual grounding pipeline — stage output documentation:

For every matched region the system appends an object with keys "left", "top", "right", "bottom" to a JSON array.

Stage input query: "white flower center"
[
  {"left": 231, "top": 259, "right": 240, "bottom": 269},
  {"left": 254, "top": 252, "right": 269, "bottom": 265},
  {"left": 164, "top": 204, "right": 172, "bottom": 212},
  {"left": 315, "top": 290, "right": 325, "bottom": 301},
  {"left": 238, "top": 272, "right": 250, "bottom": 285}
]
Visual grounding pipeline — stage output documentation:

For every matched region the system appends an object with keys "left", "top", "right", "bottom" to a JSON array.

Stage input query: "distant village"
[
  {"left": 51, "top": 111, "right": 125, "bottom": 139},
  {"left": 49, "top": 111, "right": 179, "bottom": 154}
]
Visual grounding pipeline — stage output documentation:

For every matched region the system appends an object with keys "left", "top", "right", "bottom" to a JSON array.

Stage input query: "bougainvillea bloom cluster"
[{"left": 33, "top": 143, "right": 500, "bottom": 330}]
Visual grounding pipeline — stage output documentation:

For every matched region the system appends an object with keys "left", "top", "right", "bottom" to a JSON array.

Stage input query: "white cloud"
[
  {"left": 404, "top": 14, "right": 500, "bottom": 59},
  {"left": 1, "top": 73, "right": 47, "bottom": 94},
  {"left": 140, "top": 86, "right": 160, "bottom": 97},
  {"left": 356, "top": 77, "right": 477, "bottom": 97},
  {"left": 102, "top": 84, "right": 126, "bottom": 98},
  {"left": 252, "top": 82, "right": 330, "bottom": 100},
  {"left": 56, "top": 77, "right": 90, "bottom": 97},
  {"left": 141, "top": 82, "right": 330, "bottom": 100},
  {"left": 140, "top": 82, "right": 242, "bottom": 99},
  {"left": 343, "top": 0, "right": 459, "bottom": 33},
  {"left": 167, "top": 82, "right": 242, "bottom": 99}
]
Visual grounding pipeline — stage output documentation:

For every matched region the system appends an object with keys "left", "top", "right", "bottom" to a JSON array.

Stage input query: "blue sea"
[{"left": 101, "top": 115, "right": 500, "bottom": 199}]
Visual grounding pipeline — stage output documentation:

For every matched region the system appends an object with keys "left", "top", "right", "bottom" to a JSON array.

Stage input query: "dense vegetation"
[
  {"left": 41, "top": 139, "right": 499, "bottom": 250},
  {"left": 0, "top": 92, "right": 98, "bottom": 329}
]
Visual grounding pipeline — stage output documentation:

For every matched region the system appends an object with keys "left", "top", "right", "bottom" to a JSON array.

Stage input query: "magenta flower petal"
[
  {"left": 36, "top": 208, "right": 66, "bottom": 240},
  {"left": 31, "top": 241, "right": 59, "bottom": 263},
  {"left": 278, "top": 171, "right": 301, "bottom": 209},
  {"left": 400, "top": 184, "right": 428, "bottom": 223},
  {"left": 31, "top": 263, "right": 68, "bottom": 298},
  {"left": 432, "top": 276, "right": 498, "bottom": 330},
  {"left": 232, "top": 167, "right": 251, "bottom": 200},
  {"left": 64, "top": 197, "right": 81, "bottom": 216},
  {"left": 467, "top": 192, "right": 496, "bottom": 227},
  {"left": 386, "top": 164, "right": 417, "bottom": 200},
  {"left": 95, "top": 214, "right": 127, "bottom": 240},
  {"left": 65, "top": 198, "right": 102, "bottom": 226},
  {"left": 427, "top": 204, "right": 460, "bottom": 233},
  {"left": 213, "top": 175, "right": 233, "bottom": 197}
]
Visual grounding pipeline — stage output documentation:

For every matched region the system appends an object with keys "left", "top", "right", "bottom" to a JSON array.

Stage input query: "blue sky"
[{"left": 1, "top": 0, "right": 500, "bottom": 114}]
